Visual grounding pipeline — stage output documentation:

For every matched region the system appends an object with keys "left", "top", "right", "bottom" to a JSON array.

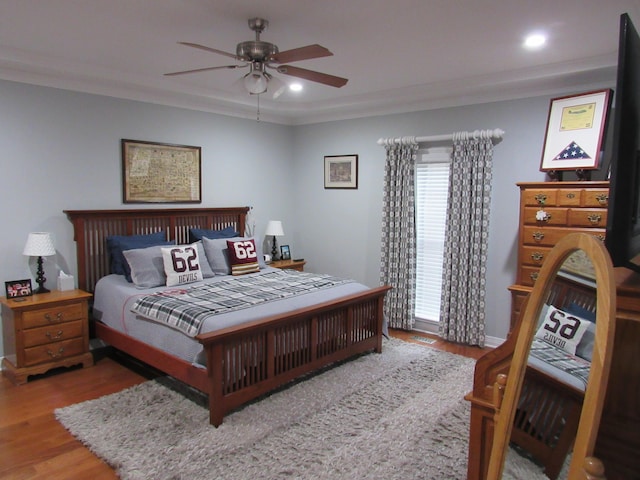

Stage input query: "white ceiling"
[{"left": 1, "top": 0, "right": 639, "bottom": 125}]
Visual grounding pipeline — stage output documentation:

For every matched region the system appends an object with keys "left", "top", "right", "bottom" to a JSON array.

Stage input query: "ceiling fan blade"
[
  {"left": 178, "top": 42, "right": 242, "bottom": 60},
  {"left": 276, "top": 65, "right": 348, "bottom": 88},
  {"left": 164, "top": 64, "right": 246, "bottom": 76},
  {"left": 270, "top": 44, "right": 332, "bottom": 64},
  {"left": 265, "top": 73, "right": 287, "bottom": 99}
]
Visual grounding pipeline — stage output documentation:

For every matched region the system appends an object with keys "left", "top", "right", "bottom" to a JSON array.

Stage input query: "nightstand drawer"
[
  {"left": 22, "top": 303, "right": 85, "bottom": 329},
  {"left": 23, "top": 337, "right": 85, "bottom": 366},
  {"left": 22, "top": 320, "right": 84, "bottom": 348}
]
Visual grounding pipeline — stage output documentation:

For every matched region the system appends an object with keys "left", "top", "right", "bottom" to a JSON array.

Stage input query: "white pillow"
[
  {"left": 161, "top": 245, "right": 204, "bottom": 287},
  {"left": 535, "top": 306, "right": 591, "bottom": 355},
  {"left": 124, "top": 242, "right": 213, "bottom": 288}
]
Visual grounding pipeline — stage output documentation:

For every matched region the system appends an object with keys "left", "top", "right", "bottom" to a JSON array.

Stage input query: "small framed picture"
[
  {"left": 280, "top": 245, "right": 291, "bottom": 260},
  {"left": 5, "top": 279, "right": 32, "bottom": 299},
  {"left": 324, "top": 154, "right": 358, "bottom": 189}
]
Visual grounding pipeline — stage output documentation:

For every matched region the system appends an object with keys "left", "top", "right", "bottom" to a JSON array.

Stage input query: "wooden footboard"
[{"left": 198, "top": 285, "right": 390, "bottom": 426}]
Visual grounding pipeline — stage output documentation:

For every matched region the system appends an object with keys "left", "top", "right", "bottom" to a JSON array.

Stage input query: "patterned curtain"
[
  {"left": 379, "top": 137, "right": 419, "bottom": 330},
  {"left": 438, "top": 131, "right": 494, "bottom": 347}
]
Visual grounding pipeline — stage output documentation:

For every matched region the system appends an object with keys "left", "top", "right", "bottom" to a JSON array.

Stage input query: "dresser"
[
  {"left": 509, "top": 181, "right": 609, "bottom": 328},
  {"left": 1, "top": 289, "right": 93, "bottom": 384}
]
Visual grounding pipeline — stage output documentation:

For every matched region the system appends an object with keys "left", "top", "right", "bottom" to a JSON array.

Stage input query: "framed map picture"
[
  {"left": 540, "top": 89, "right": 612, "bottom": 172},
  {"left": 122, "top": 139, "right": 202, "bottom": 203},
  {"left": 324, "top": 154, "right": 358, "bottom": 189}
]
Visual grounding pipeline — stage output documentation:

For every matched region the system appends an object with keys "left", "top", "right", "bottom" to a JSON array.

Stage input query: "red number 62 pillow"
[{"left": 226, "top": 239, "right": 260, "bottom": 276}]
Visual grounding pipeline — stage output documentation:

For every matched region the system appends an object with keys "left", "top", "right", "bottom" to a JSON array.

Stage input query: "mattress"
[
  {"left": 528, "top": 338, "right": 590, "bottom": 392},
  {"left": 92, "top": 268, "right": 369, "bottom": 367}
]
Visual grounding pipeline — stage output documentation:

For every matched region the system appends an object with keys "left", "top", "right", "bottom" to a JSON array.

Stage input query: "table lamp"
[
  {"left": 265, "top": 220, "right": 284, "bottom": 260},
  {"left": 23, "top": 232, "right": 56, "bottom": 294}
]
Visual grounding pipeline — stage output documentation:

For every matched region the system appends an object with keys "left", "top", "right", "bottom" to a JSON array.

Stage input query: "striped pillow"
[{"left": 226, "top": 239, "right": 260, "bottom": 275}]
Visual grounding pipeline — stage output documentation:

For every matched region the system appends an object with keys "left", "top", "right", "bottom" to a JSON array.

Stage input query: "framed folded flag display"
[{"left": 540, "top": 89, "right": 612, "bottom": 172}]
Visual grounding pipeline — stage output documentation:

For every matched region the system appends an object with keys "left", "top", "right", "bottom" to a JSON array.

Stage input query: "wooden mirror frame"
[{"left": 487, "top": 233, "right": 616, "bottom": 479}]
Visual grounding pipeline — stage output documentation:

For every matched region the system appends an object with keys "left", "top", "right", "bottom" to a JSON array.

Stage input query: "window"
[{"left": 415, "top": 147, "right": 452, "bottom": 323}]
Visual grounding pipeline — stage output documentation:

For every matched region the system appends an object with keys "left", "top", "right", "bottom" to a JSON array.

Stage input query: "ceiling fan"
[{"left": 165, "top": 17, "right": 348, "bottom": 97}]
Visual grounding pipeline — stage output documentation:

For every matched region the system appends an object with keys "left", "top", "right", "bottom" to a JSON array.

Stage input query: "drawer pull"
[
  {"left": 44, "top": 312, "right": 64, "bottom": 323},
  {"left": 587, "top": 213, "right": 602, "bottom": 225},
  {"left": 565, "top": 192, "right": 576, "bottom": 199},
  {"left": 534, "top": 194, "right": 547, "bottom": 205},
  {"left": 596, "top": 193, "right": 608, "bottom": 205},
  {"left": 531, "top": 252, "right": 544, "bottom": 263},
  {"left": 536, "top": 209, "right": 551, "bottom": 222},
  {"left": 45, "top": 330, "right": 64, "bottom": 340},
  {"left": 46, "top": 347, "right": 65, "bottom": 358},
  {"left": 532, "top": 231, "right": 545, "bottom": 242},
  {"left": 596, "top": 234, "right": 605, "bottom": 242},
  {"left": 530, "top": 272, "right": 539, "bottom": 282}
]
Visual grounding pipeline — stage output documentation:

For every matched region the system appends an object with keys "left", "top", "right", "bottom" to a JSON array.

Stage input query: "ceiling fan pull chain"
[{"left": 257, "top": 94, "right": 261, "bottom": 122}]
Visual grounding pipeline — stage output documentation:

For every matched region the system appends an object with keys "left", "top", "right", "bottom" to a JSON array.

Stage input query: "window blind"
[{"left": 415, "top": 149, "right": 451, "bottom": 321}]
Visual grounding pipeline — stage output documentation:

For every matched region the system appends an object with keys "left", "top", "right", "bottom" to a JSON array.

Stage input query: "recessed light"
[
  {"left": 523, "top": 32, "right": 547, "bottom": 49},
  {"left": 289, "top": 83, "right": 303, "bottom": 92}
]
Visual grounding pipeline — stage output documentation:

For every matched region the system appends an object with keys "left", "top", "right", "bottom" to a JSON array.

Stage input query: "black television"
[{"left": 605, "top": 13, "right": 640, "bottom": 273}]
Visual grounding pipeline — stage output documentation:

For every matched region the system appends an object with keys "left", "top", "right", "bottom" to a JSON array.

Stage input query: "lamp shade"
[
  {"left": 265, "top": 220, "right": 284, "bottom": 237},
  {"left": 23, "top": 232, "right": 56, "bottom": 257}
]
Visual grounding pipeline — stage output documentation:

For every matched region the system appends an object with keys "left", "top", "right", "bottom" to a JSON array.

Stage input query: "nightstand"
[
  {"left": 1, "top": 289, "right": 93, "bottom": 385},
  {"left": 269, "top": 259, "right": 306, "bottom": 272}
]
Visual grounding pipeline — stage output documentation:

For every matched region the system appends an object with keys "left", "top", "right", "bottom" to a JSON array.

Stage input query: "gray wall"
[{"left": 0, "top": 77, "right": 613, "bottom": 357}]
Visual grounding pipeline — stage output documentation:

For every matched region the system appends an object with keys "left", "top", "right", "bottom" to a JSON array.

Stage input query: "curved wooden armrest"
[{"left": 584, "top": 456, "right": 606, "bottom": 480}]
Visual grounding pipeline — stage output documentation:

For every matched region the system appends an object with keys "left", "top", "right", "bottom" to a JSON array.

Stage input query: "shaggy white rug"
[{"left": 56, "top": 338, "right": 548, "bottom": 479}]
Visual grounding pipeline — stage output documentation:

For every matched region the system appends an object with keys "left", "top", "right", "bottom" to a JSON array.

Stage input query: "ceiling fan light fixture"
[{"left": 243, "top": 64, "right": 268, "bottom": 95}]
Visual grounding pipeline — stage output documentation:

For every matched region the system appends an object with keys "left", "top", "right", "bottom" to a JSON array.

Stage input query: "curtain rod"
[{"left": 377, "top": 128, "right": 505, "bottom": 146}]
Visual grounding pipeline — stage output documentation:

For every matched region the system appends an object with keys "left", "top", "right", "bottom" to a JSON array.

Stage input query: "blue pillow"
[
  {"left": 189, "top": 226, "right": 239, "bottom": 243},
  {"left": 106, "top": 232, "right": 170, "bottom": 280},
  {"left": 565, "top": 302, "right": 595, "bottom": 322},
  {"left": 565, "top": 302, "right": 596, "bottom": 362}
]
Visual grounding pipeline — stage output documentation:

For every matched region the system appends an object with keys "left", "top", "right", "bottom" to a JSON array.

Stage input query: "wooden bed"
[{"left": 65, "top": 207, "right": 390, "bottom": 426}]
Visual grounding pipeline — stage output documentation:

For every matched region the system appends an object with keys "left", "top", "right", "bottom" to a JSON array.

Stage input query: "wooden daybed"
[{"left": 65, "top": 207, "right": 390, "bottom": 426}]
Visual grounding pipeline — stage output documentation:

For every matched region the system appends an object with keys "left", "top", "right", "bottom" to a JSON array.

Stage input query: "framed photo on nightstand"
[
  {"left": 5, "top": 279, "right": 32, "bottom": 299},
  {"left": 280, "top": 245, "right": 291, "bottom": 260}
]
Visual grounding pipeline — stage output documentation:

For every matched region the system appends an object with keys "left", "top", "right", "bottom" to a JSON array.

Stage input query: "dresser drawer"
[
  {"left": 583, "top": 189, "right": 609, "bottom": 207},
  {"left": 520, "top": 245, "right": 553, "bottom": 267},
  {"left": 522, "top": 207, "right": 568, "bottom": 226},
  {"left": 556, "top": 189, "right": 583, "bottom": 206},
  {"left": 23, "top": 337, "right": 85, "bottom": 366},
  {"left": 522, "top": 226, "right": 606, "bottom": 247},
  {"left": 22, "top": 302, "right": 85, "bottom": 329},
  {"left": 522, "top": 189, "right": 558, "bottom": 206},
  {"left": 519, "top": 265, "right": 541, "bottom": 286},
  {"left": 568, "top": 208, "right": 608, "bottom": 227},
  {"left": 22, "top": 320, "right": 84, "bottom": 348}
]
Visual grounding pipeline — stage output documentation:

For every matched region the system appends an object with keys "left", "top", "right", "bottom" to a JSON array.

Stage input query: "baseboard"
[{"left": 413, "top": 318, "right": 505, "bottom": 349}]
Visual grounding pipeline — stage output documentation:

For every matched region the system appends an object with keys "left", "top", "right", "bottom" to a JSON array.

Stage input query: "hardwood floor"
[{"left": 0, "top": 332, "right": 489, "bottom": 479}]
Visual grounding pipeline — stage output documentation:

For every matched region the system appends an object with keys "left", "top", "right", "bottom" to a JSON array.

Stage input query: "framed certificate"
[{"left": 540, "top": 89, "right": 612, "bottom": 172}]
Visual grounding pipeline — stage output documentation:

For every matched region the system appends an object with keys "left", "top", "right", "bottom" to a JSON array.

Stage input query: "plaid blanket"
[
  {"left": 131, "top": 270, "right": 352, "bottom": 337},
  {"left": 529, "top": 338, "right": 591, "bottom": 389}
]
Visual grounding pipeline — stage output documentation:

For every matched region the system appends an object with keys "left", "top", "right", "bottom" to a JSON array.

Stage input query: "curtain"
[
  {"left": 438, "top": 131, "right": 494, "bottom": 347},
  {"left": 379, "top": 137, "right": 419, "bottom": 330}
]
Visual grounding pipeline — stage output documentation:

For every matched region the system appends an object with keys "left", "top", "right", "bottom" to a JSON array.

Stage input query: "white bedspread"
[{"left": 92, "top": 268, "right": 370, "bottom": 367}]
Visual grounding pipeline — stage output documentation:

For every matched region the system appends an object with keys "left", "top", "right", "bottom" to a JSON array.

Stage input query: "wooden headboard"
[{"left": 64, "top": 207, "right": 249, "bottom": 293}]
